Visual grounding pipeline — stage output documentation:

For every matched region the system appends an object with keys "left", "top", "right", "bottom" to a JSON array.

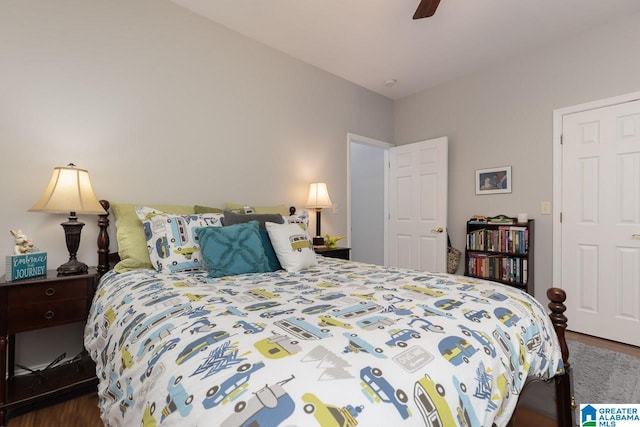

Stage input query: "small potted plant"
[{"left": 323, "top": 234, "right": 344, "bottom": 249}]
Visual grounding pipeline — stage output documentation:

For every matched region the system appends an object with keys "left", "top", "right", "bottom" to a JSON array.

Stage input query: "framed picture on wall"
[{"left": 475, "top": 166, "right": 512, "bottom": 195}]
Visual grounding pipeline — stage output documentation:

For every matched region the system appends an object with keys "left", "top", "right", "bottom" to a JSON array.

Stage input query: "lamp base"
[
  {"left": 313, "top": 236, "right": 325, "bottom": 246},
  {"left": 57, "top": 259, "right": 88, "bottom": 276},
  {"left": 58, "top": 214, "right": 88, "bottom": 276}
]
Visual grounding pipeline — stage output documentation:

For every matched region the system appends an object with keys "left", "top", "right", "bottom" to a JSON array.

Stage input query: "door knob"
[
  {"left": 632, "top": 234, "right": 640, "bottom": 239},
  {"left": 431, "top": 227, "right": 444, "bottom": 233}
]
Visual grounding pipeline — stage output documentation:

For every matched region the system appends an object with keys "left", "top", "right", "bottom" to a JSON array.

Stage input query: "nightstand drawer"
[
  {"left": 7, "top": 298, "right": 88, "bottom": 333},
  {"left": 7, "top": 280, "right": 88, "bottom": 306}
]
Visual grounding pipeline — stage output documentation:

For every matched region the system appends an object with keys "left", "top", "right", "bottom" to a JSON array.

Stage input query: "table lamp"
[
  {"left": 306, "top": 182, "right": 333, "bottom": 246},
  {"left": 29, "top": 163, "right": 106, "bottom": 275}
]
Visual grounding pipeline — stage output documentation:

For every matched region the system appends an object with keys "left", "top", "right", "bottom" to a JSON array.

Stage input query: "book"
[{"left": 5, "top": 252, "right": 47, "bottom": 281}]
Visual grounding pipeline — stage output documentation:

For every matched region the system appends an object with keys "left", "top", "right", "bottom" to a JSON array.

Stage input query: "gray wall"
[
  {"left": 0, "top": 0, "right": 393, "bottom": 369},
  {"left": 395, "top": 11, "right": 640, "bottom": 301}
]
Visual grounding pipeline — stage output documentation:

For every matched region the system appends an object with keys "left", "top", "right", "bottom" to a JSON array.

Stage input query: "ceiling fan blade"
[{"left": 413, "top": 0, "right": 441, "bottom": 19}]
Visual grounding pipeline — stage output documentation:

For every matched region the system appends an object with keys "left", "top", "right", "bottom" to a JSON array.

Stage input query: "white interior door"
[
  {"left": 389, "top": 137, "right": 448, "bottom": 272},
  {"left": 561, "top": 99, "right": 640, "bottom": 346}
]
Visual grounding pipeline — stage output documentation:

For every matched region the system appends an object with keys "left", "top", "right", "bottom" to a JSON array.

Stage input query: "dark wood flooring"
[{"left": 7, "top": 331, "right": 639, "bottom": 427}]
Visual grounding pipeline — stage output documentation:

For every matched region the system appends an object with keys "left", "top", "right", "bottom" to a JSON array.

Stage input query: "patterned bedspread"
[{"left": 84, "top": 257, "right": 563, "bottom": 427}]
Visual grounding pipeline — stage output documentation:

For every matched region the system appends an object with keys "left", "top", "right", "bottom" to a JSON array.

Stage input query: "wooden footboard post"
[
  {"left": 97, "top": 200, "right": 110, "bottom": 277},
  {"left": 547, "top": 287, "right": 574, "bottom": 427}
]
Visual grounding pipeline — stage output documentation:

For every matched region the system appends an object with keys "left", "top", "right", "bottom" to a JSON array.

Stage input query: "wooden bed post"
[
  {"left": 547, "top": 287, "right": 575, "bottom": 427},
  {"left": 97, "top": 200, "right": 110, "bottom": 277}
]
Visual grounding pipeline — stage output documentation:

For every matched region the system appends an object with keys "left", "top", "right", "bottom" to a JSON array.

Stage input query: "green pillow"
[
  {"left": 254, "top": 205, "right": 288, "bottom": 216},
  {"left": 195, "top": 221, "right": 270, "bottom": 278},
  {"left": 111, "top": 202, "right": 194, "bottom": 272},
  {"left": 194, "top": 205, "right": 224, "bottom": 214}
]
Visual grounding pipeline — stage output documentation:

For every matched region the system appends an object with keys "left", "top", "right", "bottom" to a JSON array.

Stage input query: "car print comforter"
[{"left": 84, "top": 257, "right": 564, "bottom": 427}]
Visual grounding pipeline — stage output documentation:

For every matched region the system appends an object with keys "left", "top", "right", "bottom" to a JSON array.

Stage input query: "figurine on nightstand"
[{"left": 10, "top": 229, "right": 39, "bottom": 254}]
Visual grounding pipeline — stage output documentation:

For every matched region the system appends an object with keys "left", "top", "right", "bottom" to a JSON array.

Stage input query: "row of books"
[
  {"left": 466, "top": 226, "right": 529, "bottom": 254},
  {"left": 467, "top": 253, "right": 528, "bottom": 284}
]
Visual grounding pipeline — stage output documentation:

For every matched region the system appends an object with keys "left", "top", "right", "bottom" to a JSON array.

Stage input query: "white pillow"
[{"left": 265, "top": 222, "right": 317, "bottom": 272}]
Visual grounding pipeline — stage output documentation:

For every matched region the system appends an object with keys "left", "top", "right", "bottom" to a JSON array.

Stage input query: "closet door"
[{"left": 562, "top": 99, "right": 640, "bottom": 346}]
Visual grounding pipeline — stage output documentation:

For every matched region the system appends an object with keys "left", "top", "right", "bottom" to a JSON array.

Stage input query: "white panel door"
[
  {"left": 562, "top": 99, "right": 640, "bottom": 346},
  {"left": 389, "top": 137, "right": 448, "bottom": 272}
]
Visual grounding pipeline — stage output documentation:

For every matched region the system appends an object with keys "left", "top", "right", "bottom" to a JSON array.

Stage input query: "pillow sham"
[
  {"left": 265, "top": 222, "right": 318, "bottom": 272},
  {"left": 111, "top": 202, "right": 195, "bottom": 273},
  {"left": 136, "top": 206, "right": 224, "bottom": 273},
  {"left": 195, "top": 221, "right": 270, "bottom": 278}
]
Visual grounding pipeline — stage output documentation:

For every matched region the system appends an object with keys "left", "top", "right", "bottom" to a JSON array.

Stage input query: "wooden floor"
[
  {"left": 7, "top": 393, "right": 101, "bottom": 427},
  {"left": 6, "top": 332, "right": 639, "bottom": 427}
]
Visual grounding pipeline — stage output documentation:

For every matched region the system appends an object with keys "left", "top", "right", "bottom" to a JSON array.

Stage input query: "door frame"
[
  {"left": 552, "top": 90, "right": 640, "bottom": 286},
  {"left": 347, "top": 133, "right": 393, "bottom": 265}
]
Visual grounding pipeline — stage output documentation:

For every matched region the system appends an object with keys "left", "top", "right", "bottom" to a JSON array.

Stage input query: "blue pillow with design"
[
  {"left": 195, "top": 221, "right": 270, "bottom": 278},
  {"left": 258, "top": 229, "right": 282, "bottom": 271}
]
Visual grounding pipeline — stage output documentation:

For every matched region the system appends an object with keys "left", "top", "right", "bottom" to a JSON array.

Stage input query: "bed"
[{"left": 85, "top": 201, "right": 574, "bottom": 427}]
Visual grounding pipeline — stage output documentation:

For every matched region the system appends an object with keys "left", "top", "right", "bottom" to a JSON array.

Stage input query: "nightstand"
[
  {"left": 0, "top": 269, "right": 98, "bottom": 425},
  {"left": 314, "top": 246, "right": 351, "bottom": 260}
]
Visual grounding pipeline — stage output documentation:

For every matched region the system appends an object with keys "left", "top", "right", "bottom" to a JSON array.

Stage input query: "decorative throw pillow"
[
  {"left": 265, "top": 222, "right": 318, "bottom": 272},
  {"left": 136, "top": 206, "right": 224, "bottom": 273},
  {"left": 195, "top": 221, "right": 270, "bottom": 278},
  {"left": 223, "top": 210, "right": 284, "bottom": 230},
  {"left": 111, "top": 202, "right": 195, "bottom": 273},
  {"left": 258, "top": 229, "right": 282, "bottom": 272},
  {"left": 222, "top": 211, "right": 284, "bottom": 271}
]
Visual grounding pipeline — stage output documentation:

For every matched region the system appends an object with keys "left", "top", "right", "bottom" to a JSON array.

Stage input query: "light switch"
[{"left": 540, "top": 201, "right": 551, "bottom": 215}]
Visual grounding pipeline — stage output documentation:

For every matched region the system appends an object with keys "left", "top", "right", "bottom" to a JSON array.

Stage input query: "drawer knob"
[
  {"left": 45, "top": 287, "right": 56, "bottom": 297},
  {"left": 44, "top": 310, "right": 55, "bottom": 320}
]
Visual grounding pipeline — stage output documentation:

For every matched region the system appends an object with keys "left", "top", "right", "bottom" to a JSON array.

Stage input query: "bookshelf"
[{"left": 464, "top": 217, "right": 534, "bottom": 295}]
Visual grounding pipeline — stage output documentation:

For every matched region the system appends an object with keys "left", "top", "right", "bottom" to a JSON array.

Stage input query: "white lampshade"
[
  {"left": 29, "top": 164, "right": 106, "bottom": 214},
  {"left": 306, "top": 182, "right": 333, "bottom": 209}
]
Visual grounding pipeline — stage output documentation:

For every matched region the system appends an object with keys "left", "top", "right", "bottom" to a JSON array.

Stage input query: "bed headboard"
[{"left": 97, "top": 200, "right": 116, "bottom": 276}]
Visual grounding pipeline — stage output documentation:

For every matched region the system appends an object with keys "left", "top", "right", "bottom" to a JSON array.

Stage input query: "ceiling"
[{"left": 170, "top": 0, "right": 640, "bottom": 100}]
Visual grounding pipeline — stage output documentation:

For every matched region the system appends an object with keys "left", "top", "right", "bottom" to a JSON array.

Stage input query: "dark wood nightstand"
[
  {"left": 0, "top": 269, "right": 98, "bottom": 425},
  {"left": 314, "top": 246, "right": 351, "bottom": 260}
]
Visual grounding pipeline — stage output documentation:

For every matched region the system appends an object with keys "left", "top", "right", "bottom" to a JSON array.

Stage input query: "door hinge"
[
  {"left": 560, "top": 212, "right": 562, "bottom": 223},
  {"left": 560, "top": 134, "right": 563, "bottom": 145}
]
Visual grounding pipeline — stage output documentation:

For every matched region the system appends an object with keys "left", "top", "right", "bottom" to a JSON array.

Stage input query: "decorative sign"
[{"left": 5, "top": 252, "right": 47, "bottom": 281}]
